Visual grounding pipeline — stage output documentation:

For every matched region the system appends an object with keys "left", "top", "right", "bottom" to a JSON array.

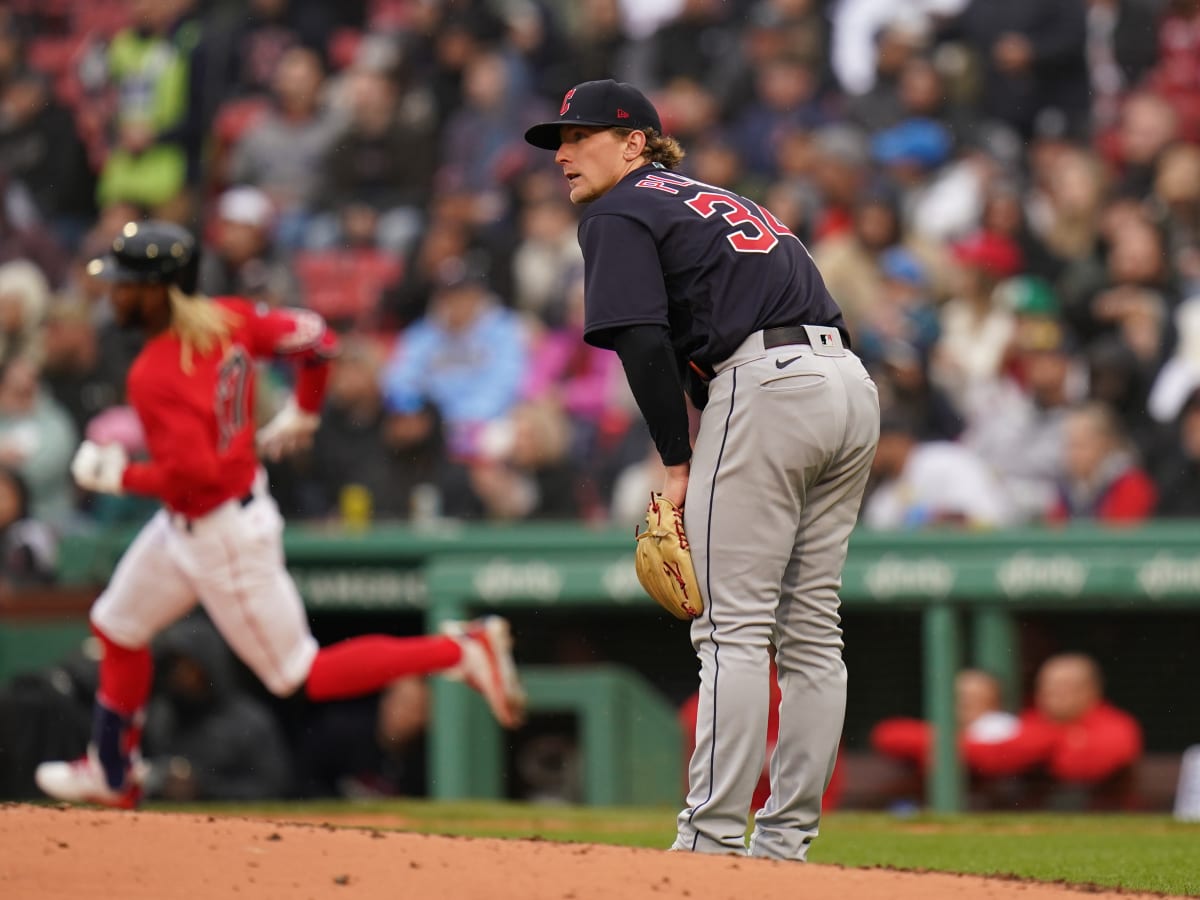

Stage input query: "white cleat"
[
  {"left": 443, "top": 616, "right": 526, "bottom": 729},
  {"left": 35, "top": 747, "right": 143, "bottom": 810}
]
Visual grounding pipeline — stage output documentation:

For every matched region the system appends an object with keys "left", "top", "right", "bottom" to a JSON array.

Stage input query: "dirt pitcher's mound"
[{"left": 0, "top": 803, "right": 1168, "bottom": 900}]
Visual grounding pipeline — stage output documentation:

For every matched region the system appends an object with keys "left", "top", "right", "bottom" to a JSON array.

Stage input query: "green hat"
[{"left": 997, "top": 275, "right": 1059, "bottom": 317}]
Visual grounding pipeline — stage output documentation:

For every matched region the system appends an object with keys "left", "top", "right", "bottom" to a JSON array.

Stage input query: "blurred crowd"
[{"left": 2, "top": 0, "right": 1200, "bottom": 569}]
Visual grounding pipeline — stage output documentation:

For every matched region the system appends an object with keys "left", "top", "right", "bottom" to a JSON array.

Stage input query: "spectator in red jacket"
[
  {"left": 1029, "top": 654, "right": 1140, "bottom": 778},
  {"left": 963, "top": 653, "right": 1144, "bottom": 810},
  {"left": 871, "top": 669, "right": 1025, "bottom": 784},
  {"left": 873, "top": 657, "right": 1142, "bottom": 809},
  {"left": 1048, "top": 401, "right": 1158, "bottom": 523}
]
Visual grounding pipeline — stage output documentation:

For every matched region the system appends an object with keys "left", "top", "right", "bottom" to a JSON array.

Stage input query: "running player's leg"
[
  {"left": 191, "top": 493, "right": 523, "bottom": 726},
  {"left": 36, "top": 511, "right": 199, "bottom": 806},
  {"left": 750, "top": 357, "right": 879, "bottom": 861}
]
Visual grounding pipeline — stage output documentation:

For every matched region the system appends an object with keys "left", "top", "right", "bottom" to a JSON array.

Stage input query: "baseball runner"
[
  {"left": 35, "top": 221, "right": 525, "bottom": 809},
  {"left": 525, "top": 81, "right": 879, "bottom": 859}
]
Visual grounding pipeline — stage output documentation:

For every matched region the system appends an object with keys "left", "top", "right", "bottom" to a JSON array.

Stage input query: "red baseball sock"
[
  {"left": 91, "top": 624, "right": 152, "bottom": 789},
  {"left": 305, "top": 635, "right": 463, "bottom": 702},
  {"left": 93, "top": 623, "right": 152, "bottom": 716}
]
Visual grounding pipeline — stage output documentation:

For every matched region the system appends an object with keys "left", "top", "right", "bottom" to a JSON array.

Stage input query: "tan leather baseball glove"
[{"left": 635, "top": 494, "right": 703, "bottom": 620}]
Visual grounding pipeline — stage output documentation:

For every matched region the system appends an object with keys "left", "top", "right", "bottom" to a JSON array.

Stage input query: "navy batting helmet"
[{"left": 87, "top": 221, "right": 196, "bottom": 285}]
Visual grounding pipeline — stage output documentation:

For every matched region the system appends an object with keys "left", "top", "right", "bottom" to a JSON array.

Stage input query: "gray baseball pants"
[{"left": 672, "top": 326, "right": 879, "bottom": 860}]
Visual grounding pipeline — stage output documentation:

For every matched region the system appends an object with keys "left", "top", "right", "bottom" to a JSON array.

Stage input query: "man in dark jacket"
[
  {"left": 142, "top": 614, "right": 294, "bottom": 801},
  {"left": 940, "top": 0, "right": 1091, "bottom": 139}
]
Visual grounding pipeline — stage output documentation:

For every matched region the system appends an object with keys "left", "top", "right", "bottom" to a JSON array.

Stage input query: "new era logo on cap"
[{"left": 524, "top": 79, "right": 663, "bottom": 150}]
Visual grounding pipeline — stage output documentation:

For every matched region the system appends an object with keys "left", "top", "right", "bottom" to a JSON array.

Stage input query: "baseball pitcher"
[{"left": 525, "top": 81, "right": 879, "bottom": 860}]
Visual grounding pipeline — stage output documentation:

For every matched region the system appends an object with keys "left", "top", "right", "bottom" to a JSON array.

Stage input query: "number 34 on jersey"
[{"left": 635, "top": 171, "right": 806, "bottom": 256}]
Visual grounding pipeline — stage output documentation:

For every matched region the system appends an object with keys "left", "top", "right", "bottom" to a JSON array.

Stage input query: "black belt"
[
  {"left": 763, "top": 325, "right": 815, "bottom": 349},
  {"left": 689, "top": 325, "right": 850, "bottom": 382},
  {"left": 173, "top": 492, "right": 254, "bottom": 533}
]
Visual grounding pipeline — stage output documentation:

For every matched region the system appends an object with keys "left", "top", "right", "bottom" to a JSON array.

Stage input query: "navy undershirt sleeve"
[
  {"left": 578, "top": 213, "right": 671, "bottom": 349},
  {"left": 612, "top": 324, "right": 692, "bottom": 467}
]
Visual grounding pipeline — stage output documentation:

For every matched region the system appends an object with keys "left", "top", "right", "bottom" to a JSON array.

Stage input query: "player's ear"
[{"left": 622, "top": 129, "right": 647, "bottom": 161}]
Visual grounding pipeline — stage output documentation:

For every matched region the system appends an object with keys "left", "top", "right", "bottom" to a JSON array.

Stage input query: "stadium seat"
[
  {"left": 26, "top": 35, "right": 87, "bottom": 79},
  {"left": 294, "top": 249, "right": 403, "bottom": 324}
]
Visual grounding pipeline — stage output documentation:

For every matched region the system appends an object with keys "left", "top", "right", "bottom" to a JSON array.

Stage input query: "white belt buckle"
[{"left": 803, "top": 325, "right": 845, "bottom": 357}]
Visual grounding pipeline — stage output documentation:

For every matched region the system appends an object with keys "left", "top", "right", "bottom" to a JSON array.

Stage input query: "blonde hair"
[
  {"left": 167, "top": 286, "right": 240, "bottom": 372},
  {"left": 613, "top": 127, "right": 686, "bottom": 170}
]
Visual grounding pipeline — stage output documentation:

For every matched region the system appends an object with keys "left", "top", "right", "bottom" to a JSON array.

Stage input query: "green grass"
[
  {"left": 167, "top": 801, "right": 1200, "bottom": 896},
  {"left": 812, "top": 813, "right": 1200, "bottom": 896}
]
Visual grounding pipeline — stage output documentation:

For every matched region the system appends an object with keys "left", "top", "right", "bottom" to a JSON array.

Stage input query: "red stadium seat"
[
  {"left": 327, "top": 28, "right": 364, "bottom": 72},
  {"left": 26, "top": 34, "right": 87, "bottom": 78},
  {"left": 72, "top": 0, "right": 131, "bottom": 38},
  {"left": 294, "top": 250, "right": 403, "bottom": 324}
]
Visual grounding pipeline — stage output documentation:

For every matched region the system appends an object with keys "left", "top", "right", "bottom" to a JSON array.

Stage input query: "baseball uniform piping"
[{"left": 689, "top": 367, "right": 737, "bottom": 846}]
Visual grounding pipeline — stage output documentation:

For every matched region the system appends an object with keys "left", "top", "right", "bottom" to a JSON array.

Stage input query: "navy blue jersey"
[{"left": 578, "top": 166, "right": 847, "bottom": 367}]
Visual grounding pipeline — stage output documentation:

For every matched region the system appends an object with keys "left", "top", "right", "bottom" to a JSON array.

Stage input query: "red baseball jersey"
[{"left": 121, "top": 298, "right": 337, "bottom": 517}]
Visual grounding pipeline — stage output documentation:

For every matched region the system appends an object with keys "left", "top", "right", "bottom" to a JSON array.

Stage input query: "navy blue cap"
[{"left": 524, "top": 79, "right": 662, "bottom": 150}]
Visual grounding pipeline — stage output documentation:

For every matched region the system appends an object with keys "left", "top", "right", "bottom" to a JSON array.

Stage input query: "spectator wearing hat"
[
  {"left": 961, "top": 282, "right": 1083, "bottom": 522},
  {"left": 1048, "top": 401, "right": 1157, "bottom": 523},
  {"left": 863, "top": 409, "right": 1015, "bottom": 529},
  {"left": 930, "top": 230, "right": 1024, "bottom": 414},
  {"left": 856, "top": 247, "right": 940, "bottom": 368},
  {"left": 871, "top": 118, "right": 952, "bottom": 198},
  {"left": 198, "top": 186, "right": 299, "bottom": 307},
  {"left": 380, "top": 260, "right": 527, "bottom": 463},
  {"left": 813, "top": 182, "right": 948, "bottom": 335},
  {"left": 871, "top": 117, "right": 953, "bottom": 173}
]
